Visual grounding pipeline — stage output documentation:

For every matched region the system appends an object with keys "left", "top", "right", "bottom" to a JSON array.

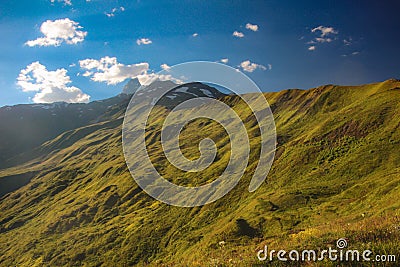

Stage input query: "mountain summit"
[{"left": 122, "top": 78, "right": 141, "bottom": 95}]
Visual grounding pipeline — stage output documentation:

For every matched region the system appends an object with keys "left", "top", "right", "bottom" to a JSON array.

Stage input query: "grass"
[{"left": 0, "top": 79, "right": 399, "bottom": 266}]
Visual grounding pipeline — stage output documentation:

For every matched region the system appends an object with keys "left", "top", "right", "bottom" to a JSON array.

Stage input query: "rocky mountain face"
[
  {"left": 134, "top": 80, "right": 225, "bottom": 108},
  {"left": 122, "top": 78, "right": 141, "bottom": 95},
  {"left": 0, "top": 80, "right": 399, "bottom": 266}
]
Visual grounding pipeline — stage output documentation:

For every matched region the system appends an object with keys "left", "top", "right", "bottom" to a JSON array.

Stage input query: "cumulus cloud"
[
  {"left": 220, "top": 58, "right": 229, "bottom": 64},
  {"left": 25, "top": 18, "right": 87, "bottom": 47},
  {"left": 17, "top": 62, "right": 89, "bottom": 103},
  {"left": 105, "top": 6, "right": 125, "bottom": 17},
  {"left": 80, "top": 57, "right": 183, "bottom": 85},
  {"left": 310, "top": 26, "right": 338, "bottom": 43},
  {"left": 79, "top": 56, "right": 149, "bottom": 85},
  {"left": 312, "top": 26, "right": 338, "bottom": 37},
  {"left": 137, "top": 73, "right": 182, "bottom": 86},
  {"left": 192, "top": 33, "right": 198, "bottom": 37},
  {"left": 233, "top": 31, "right": 244, "bottom": 38},
  {"left": 160, "top": 63, "right": 171, "bottom": 71},
  {"left": 245, "top": 23, "right": 259, "bottom": 32},
  {"left": 136, "top": 38, "right": 152, "bottom": 45},
  {"left": 239, "top": 60, "right": 267, "bottom": 72},
  {"left": 305, "top": 25, "right": 338, "bottom": 50}
]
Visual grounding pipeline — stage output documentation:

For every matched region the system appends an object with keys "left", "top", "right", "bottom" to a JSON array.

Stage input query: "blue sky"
[{"left": 0, "top": 0, "right": 399, "bottom": 106}]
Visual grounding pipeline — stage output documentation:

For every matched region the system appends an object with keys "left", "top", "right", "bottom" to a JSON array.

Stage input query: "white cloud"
[
  {"left": 245, "top": 23, "right": 259, "bottom": 32},
  {"left": 25, "top": 18, "right": 87, "bottom": 47},
  {"left": 79, "top": 56, "right": 149, "bottom": 85},
  {"left": 315, "top": 37, "right": 332, "bottom": 43},
  {"left": 82, "top": 71, "right": 92, "bottom": 77},
  {"left": 343, "top": 37, "right": 352, "bottom": 46},
  {"left": 80, "top": 57, "right": 183, "bottom": 85},
  {"left": 267, "top": 64, "right": 272, "bottom": 70},
  {"left": 137, "top": 73, "right": 182, "bottom": 86},
  {"left": 239, "top": 60, "right": 267, "bottom": 72},
  {"left": 50, "top": 0, "right": 72, "bottom": 6},
  {"left": 305, "top": 25, "right": 338, "bottom": 50},
  {"left": 342, "top": 51, "right": 360, "bottom": 57},
  {"left": 220, "top": 58, "right": 229, "bottom": 64},
  {"left": 105, "top": 6, "right": 125, "bottom": 17},
  {"left": 311, "top": 26, "right": 338, "bottom": 37},
  {"left": 192, "top": 33, "right": 198, "bottom": 37},
  {"left": 136, "top": 38, "right": 152, "bottom": 45},
  {"left": 160, "top": 63, "right": 171, "bottom": 71},
  {"left": 233, "top": 31, "right": 244, "bottom": 38},
  {"left": 17, "top": 62, "right": 90, "bottom": 103}
]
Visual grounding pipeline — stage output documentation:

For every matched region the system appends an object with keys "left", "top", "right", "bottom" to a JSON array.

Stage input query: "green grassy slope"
[{"left": 0, "top": 80, "right": 399, "bottom": 266}]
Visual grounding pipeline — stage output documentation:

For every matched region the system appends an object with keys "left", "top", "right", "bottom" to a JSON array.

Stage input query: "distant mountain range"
[
  {"left": 0, "top": 94, "right": 131, "bottom": 169},
  {"left": 0, "top": 79, "right": 223, "bottom": 169},
  {"left": 0, "top": 79, "right": 399, "bottom": 266},
  {"left": 0, "top": 80, "right": 224, "bottom": 196}
]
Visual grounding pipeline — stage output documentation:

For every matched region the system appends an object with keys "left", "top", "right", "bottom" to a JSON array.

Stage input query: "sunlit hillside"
[{"left": 0, "top": 80, "right": 399, "bottom": 266}]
